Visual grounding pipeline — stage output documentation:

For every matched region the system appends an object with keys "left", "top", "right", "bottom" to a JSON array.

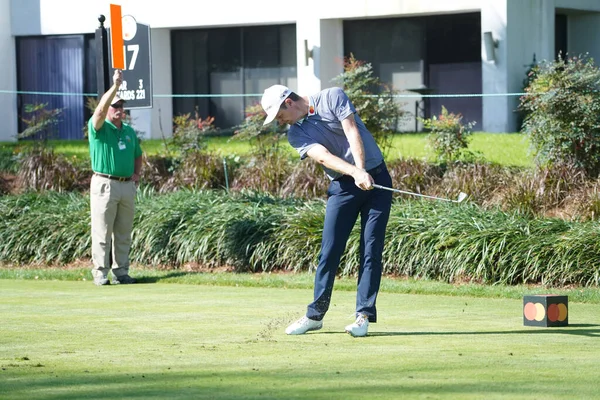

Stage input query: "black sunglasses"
[{"left": 111, "top": 103, "right": 124, "bottom": 109}]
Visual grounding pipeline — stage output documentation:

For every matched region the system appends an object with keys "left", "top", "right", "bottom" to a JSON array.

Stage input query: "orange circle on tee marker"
[
  {"left": 558, "top": 303, "right": 568, "bottom": 321},
  {"left": 524, "top": 302, "right": 537, "bottom": 321},
  {"left": 547, "top": 304, "right": 559, "bottom": 322}
]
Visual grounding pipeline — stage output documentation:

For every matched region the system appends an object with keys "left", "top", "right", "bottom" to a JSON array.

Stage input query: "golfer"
[
  {"left": 261, "top": 85, "right": 393, "bottom": 337},
  {"left": 88, "top": 69, "right": 142, "bottom": 286}
]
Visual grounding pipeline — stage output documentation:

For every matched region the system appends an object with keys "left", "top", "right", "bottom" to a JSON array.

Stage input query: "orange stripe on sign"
[{"left": 110, "top": 4, "right": 124, "bottom": 69}]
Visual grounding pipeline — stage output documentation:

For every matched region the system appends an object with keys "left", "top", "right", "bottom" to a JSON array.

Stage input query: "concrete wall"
[
  {"left": 481, "top": 0, "right": 554, "bottom": 132},
  {"left": 296, "top": 19, "right": 344, "bottom": 96},
  {"left": 1, "top": 0, "right": 17, "bottom": 142},
  {"left": 13, "top": 0, "right": 482, "bottom": 35},
  {"left": 5, "top": 0, "right": 600, "bottom": 138}
]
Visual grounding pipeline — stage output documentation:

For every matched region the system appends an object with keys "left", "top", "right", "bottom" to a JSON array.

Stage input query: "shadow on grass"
[
  {"left": 135, "top": 272, "right": 194, "bottom": 284},
  {"left": 369, "top": 324, "right": 600, "bottom": 338},
  {"left": 0, "top": 368, "right": 577, "bottom": 400}
]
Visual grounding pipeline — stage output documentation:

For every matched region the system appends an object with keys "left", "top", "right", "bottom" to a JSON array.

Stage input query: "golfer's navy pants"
[{"left": 306, "top": 163, "right": 393, "bottom": 323}]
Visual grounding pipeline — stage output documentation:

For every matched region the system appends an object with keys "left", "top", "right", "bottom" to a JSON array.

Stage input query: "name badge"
[{"left": 118, "top": 141, "right": 126, "bottom": 150}]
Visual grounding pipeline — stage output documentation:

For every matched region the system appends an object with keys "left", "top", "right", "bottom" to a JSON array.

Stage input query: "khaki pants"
[{"left": 90, "top": 175, "right": 136, "bottom": 279}]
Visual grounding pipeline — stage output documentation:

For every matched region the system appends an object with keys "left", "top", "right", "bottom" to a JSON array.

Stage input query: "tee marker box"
[{"left": 523, "top": 295, "right": 568, "bottom": 327}]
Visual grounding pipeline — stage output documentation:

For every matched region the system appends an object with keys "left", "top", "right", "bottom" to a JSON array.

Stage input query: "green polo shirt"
[{"left": 88, "top": 119, "right": 142, "bottom": 178}]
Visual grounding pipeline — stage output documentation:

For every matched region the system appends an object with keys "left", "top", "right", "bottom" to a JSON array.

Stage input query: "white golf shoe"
[
  {"left": 345, "top": 313, "right": 369, "bottom": 337},
  {"left": 285, "top": 316, "right": 323, "bottom": 335}
]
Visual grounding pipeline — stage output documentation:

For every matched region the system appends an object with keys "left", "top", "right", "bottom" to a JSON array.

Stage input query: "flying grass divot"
[{"left": 523, "top": 295, "right": 569, "bottom": 327}]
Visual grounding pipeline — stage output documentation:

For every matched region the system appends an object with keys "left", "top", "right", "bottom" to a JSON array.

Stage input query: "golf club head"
[{"left": 456, "top": 192, "right": 468, "bottom": 203}]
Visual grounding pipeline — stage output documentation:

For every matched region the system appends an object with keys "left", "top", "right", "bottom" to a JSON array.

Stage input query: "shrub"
[
  {"left": 233, "top": 103, "right": 288, "bottom": 158},
  {"left": 231, "top": 151, "right": 293, "bottom": 194},
  {"left": 0, "top": 175, "right": 9, "bottom": 196},
  {"left": 140, "top": 155, "right": 175, "bottom": 191},
  {"left": 520, "top": 54, "right": 600, "bottom": 177},
  {"left": 280, "top": 158, "right": 328, "bottom": 199},
  {"left": 421, "top": 106, "right": 475, "bottom": 164},
  {"left": 82, "top": 97, "right": 98, "bottom": 139},
  {"left": 172, "top": 108, "right": 218, "bottom": 155},
  {"left": 18, "top": 103, "right": 62, "bottom": 142},
  {"left": 438, "top": 163, "right": 516, "bottom": 207},
  {"left": 387, "top": 158, "right": 444, "bottom": 195},
  {"left": 16, "top": 147, "right": 86, "bottom": 192},
  {"left": 169, "top": 152, "right": 229, "bottom": 191},
  {"left": 332, "top": 54, "right": 405, "bottom": 156},
  {"left": 232, "top": 103, "right": 291, "bottom": 193},
  {"left": 0, "top": 147, "right": 18, "bottom": 173}
]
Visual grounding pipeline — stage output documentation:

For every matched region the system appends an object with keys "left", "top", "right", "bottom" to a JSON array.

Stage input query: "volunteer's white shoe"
[
  {"left": 285, "top": 316, "right": 323, "bottom": 335},
  {"left": 345, "top": 313, "right": 369, "bottom": 337}
]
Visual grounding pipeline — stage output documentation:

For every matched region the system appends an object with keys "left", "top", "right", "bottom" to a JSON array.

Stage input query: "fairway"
[{"left": 1, "top": 280, "right": 599, "bottom": 399}]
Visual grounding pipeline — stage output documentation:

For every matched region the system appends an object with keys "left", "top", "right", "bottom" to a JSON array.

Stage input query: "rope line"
[{"left": 0, "top": 89, "right": 531, "bottom": 98}]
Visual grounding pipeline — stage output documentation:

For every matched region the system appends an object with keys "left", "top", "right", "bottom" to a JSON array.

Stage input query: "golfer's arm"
[
  {"left": 306, "top": 144, "right": 363, "bottom": 177},
  {"left": 92, "top": 83, "right": 120, "bottom": 131},
  {"left": 340, "top": 114, "right": 366, "bottom": 170}
]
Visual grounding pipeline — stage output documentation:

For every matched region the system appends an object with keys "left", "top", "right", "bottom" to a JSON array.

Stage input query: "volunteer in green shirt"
[{"left": 88, "top": 69, "right": 142, "bottom": 286}]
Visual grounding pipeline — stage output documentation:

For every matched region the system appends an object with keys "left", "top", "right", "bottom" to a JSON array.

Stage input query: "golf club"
[{"left": 372, "top": 184, "right": 468, "bottom": 203}]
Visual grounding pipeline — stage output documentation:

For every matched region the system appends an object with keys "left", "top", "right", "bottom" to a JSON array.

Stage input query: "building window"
[
  {"left": 16, "top": 35, "right": 94, "bottom": 140},
  {"left": 344, "top": 13, "right": 482, "bottom": 131},
  {"left": 171, "top": 25, "right": 297, "bottom": 130},
  {"left": 555, "top": 14, "right": 568, "bottom": 59}
]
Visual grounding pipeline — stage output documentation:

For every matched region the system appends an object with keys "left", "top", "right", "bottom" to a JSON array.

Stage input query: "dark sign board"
[{"left": 108, "top": 16, "right": 152, "bottom": 109}]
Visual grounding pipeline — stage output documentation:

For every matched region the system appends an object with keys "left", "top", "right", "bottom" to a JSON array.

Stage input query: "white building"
[{"left": 1, "top": 0, "right": 600, "bottom": 142}]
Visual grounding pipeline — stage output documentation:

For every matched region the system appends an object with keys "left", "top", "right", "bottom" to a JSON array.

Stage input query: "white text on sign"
[
  {"left": 120, "top": 44, "right": 139, "bottom": 70},
  {"left": 118, "top": 80, "right": 146, "bottom": 100}
]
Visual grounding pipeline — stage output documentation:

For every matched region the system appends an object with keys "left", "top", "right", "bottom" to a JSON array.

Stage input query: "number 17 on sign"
[{"left": 121, "top": 45, "right": 139, "bottom": 70}]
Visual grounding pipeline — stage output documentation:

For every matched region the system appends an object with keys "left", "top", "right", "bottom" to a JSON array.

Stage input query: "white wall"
[
  {"left": 296, "top": 18, "right": 344, "bottom": 96},
  {"left": 318, "top": 19, "right": 344, "bottom": 88},
  {"left": 9, "top": 0, "right": 41, "bottom": 35},
  {"left": 7, "top": 0, "right": 600, "bottom": 136},
  {"left": 0, "top": 0, "right": 17, "bottom": 142},
  {"left": 481, "top": 0, "right": 554, "bottom": 133},
  {"left": 13, "top": 0, "right": 483, "bottom": 36}
]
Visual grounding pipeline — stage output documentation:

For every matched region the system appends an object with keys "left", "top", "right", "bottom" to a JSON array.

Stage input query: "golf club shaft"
[{"left": 372, "top": 184, "right": 455, "bottom": 202}]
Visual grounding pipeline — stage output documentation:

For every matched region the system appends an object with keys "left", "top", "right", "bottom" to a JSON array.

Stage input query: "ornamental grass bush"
[
  {"left": 17, "top": 147, "right": 90, "bottom": 193},
  {"left": 2, "top": 190, "right": 600, "bottom": 286}
]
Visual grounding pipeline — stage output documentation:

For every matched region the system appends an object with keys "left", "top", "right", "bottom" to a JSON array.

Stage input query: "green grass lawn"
[
  {"left": 1, "top": 273, "right": 598, "bottom": 399},
  {"left": 0, "top": 132, "right": 535, "bottom": 167},
  {"left": 386, "top": 132, "right": 532, "bottom": 167}
]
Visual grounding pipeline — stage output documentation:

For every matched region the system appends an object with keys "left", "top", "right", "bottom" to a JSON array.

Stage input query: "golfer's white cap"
[{"left": 261, "top": 84, "right": 291, "bottom": 125}]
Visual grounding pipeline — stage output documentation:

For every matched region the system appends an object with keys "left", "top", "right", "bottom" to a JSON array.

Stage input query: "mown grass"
[
  {"left": 0, "top": 132, "right": 534, "bottom": 167},
  {"left": 1, "top": 278, "right": 599, "bottom": 400},
  {"left": 1, "top": 267, "right": 599, "bottom": 303}
]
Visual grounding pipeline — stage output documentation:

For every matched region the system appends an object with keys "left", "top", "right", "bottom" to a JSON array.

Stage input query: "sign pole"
[{"left": 94, "top": 15, "right": 110, "bottom": 97}]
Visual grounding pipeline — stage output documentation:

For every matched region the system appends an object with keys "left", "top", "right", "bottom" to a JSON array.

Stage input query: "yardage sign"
[{"left": 109, "top": 15, "right": 153, "bottom": 109}]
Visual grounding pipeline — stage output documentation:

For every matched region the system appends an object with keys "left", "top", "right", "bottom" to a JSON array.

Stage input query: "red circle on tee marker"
[
  {"left": 547, "top": 304, "right": 559, "bottom": 322},
  {"left": 524, "top": 302, "right": 537, "bottom": 321}
]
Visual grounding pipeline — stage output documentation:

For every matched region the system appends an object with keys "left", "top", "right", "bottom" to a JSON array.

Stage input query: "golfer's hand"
[
  {"left": 353, "top": 169, "right": 374, "bottom": 191},
  {"left": 113, "top": 69, "right": 123, "bottom": 88}
]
